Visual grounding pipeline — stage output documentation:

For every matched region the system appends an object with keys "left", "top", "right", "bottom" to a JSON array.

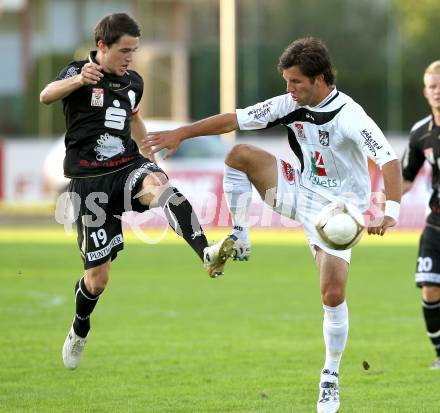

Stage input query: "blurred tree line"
[{"left": 13, "top": 0, "right": 440, "bottom": 135}]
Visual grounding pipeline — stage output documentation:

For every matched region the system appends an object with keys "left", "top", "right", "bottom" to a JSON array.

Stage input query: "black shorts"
[
  {"left": 415, "top": 225, "right": 440, "bottom": 287},
  {"left": 68, "top": 158, "right": 166, "bottom": 269}
]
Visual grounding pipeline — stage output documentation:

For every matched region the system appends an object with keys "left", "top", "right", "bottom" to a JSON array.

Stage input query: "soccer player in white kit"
[{"left": 143, "top": 37, "right": 402, "bottom": 413}]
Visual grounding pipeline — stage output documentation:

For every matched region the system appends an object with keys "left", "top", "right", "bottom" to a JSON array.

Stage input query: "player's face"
[
  {"left": 99, "top": 35, "right": 139, "bottom": 76},
  {"left": 282, "top": 66, "right": 322, "bottom": 107},
  {"left": 424, "top": 73, "right": 440, "bottom": 111}
]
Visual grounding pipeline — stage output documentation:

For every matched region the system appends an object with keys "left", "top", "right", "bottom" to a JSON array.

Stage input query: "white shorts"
[{"left": 271, "top": 158, "right": 352, "bottom": 264}]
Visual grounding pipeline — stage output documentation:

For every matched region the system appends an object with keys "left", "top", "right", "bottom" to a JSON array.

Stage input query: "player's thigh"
[
  {"left": 137, "top": 172, "right": 169, "bottom": 206},
  {"left": 316, "top": 247, "right": 349, "bottom": 301},
  {"left": 71, "top": 177, "right": 125, "bottom": 270},
  {"left": 226, "top": 144, "right": 278, "bottom": 199},
  {"left": 119, "top": 158, "right": 168, "bottom": 208},
  {"left": 416, "top": 226, "right": 440, "bottom": 294}
]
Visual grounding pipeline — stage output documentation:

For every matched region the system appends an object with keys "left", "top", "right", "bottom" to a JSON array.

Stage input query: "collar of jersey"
[
  {"left": 429, "top": 114, "right": 440, "bottom": 130},
  {"left": 88, "top": 50, "right": 99, "bottom": 65},
  {"left": 316, "top": 86, "right": 338, "bottom": 108}
]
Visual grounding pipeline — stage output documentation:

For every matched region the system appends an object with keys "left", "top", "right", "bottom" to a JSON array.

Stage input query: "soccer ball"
[{"left": 315, "top": 202, "right": 365, "bottom": 250}]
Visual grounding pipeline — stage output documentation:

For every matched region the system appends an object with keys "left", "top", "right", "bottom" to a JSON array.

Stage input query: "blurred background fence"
[
  {"left": 0, "top": 0, "right": 438, "bottom": 227},
  {"left": 2, "top": 0, "right": 440, "bottom": 135}
]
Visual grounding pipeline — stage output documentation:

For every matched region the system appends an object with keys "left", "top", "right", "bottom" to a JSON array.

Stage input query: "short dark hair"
[
  {"left": 278, "top": 37, "right": 336, "bottom": 85},
  {"left": 94, "top": 13, "right": 141, "bottom": 47}
]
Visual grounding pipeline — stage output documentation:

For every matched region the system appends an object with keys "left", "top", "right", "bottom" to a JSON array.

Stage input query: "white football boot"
[
  {"left": 229, "top": 235, "right": 251, "bottom": 261},
  {"left": 317, "top": 370, "right": 340, "bottom": 413},
  {"left": 62, "top": 326, "right": 88, "bottom": 369},
  {"left": 203, "top": 237, "right": 234, "bottom": 278},
  {"left": 430, "top": 357, "right": 440, "bottom": 369}
]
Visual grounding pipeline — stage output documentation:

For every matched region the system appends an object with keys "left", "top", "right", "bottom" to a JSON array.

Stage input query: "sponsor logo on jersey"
[
  {"left": 311, "top": 151, "right": 327, "bottom": 176},
  {"left": 104, "top": 99, "right": 127, "bottom": 130},
  {"left": 280, "top": 160, "right": 295, "bottom": 184},
  {"left": 305, "top": 112, "right": 315, "bottom": 122},
  {"left": 247, "top": 101, "right": 273, "bottom": 120},
  {"left": 360, "top": 129, "right": 383, "bottom": 156},
  {"left": 109, "top": 82, "right": 121, "bottom": 88},
  {"left": 87, "top": 234, "right": 123, "bottom": 262},
  {"left": 294, "top": 123, "right": 305, "bottom": 139},
  {"left": 79, "top": 156, "right": 136, "bottom": 168},
  {"left": 94, "top": 132, "right": 125, "bottom": 161},
  {"left": 91, "top": 88, "right": 104, "bottom": 107},
  {"left": 191, "top": 230, "right": 204, "bottom": 240},
  {"left": 318, "top": 130, "right": 329, "bottom": 146},
  {"left": 424, "top": 147, "right": 435, "bottom": 164},
  {"left": 63, "top": 66, "right": 80, "bottom": 79},
  {"left": 308, "top": 151, "right": 338, "bottom": 188}
]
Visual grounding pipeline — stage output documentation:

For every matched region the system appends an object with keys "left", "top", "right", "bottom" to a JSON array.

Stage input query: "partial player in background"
[
  {"left": 402, "top": 60, "right": 440, "bottom": 369},
  {"left": 144, "top": 37, "right": 402, "bottom": 413},
  {"left": 39, "top": 13, "right": 232, "bottom": 371}
]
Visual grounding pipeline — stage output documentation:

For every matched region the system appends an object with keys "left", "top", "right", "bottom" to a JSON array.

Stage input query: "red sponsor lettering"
[
  {"left": 280, "top": 159, "right": 295, "bottom": 184},
  {"left": 79, "top": 156, "right": 136, "bottom": 169}
]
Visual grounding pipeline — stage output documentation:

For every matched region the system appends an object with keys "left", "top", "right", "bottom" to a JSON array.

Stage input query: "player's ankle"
[{"left": 232, "top": 225, "right": 248, "bottom": 241}]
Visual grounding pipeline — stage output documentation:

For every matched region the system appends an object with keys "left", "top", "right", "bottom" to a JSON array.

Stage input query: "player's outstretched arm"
[
  {"left": 40, "top": 62, "right": 103, "bottom": 105},
  {"left": 142, "top": 113, "right": 238, "bottom": 160},
  {"left": 368, "top": 159, "right": 402, "bottom": 236}
]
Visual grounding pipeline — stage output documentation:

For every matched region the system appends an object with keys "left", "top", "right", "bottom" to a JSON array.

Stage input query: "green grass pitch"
[{"left": 0, "top": 228, "right": 438, "bottom": 412}]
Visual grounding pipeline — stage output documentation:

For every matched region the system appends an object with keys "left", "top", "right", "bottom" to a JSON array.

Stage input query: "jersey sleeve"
[
  {"left": 340, "top": 104, "right": 397, "bottom": 167},
  {"left": 55, "top": 62, "right": 83, "bottom": 81},
  {"left": 236, "top": 94, "right": 296, "bottom": 130},
  {"left": 401, "top": 134, "right": 425, "bottom": 182},
  {"left": 130, "top": 71, "right": 144, "bottom": 115}
]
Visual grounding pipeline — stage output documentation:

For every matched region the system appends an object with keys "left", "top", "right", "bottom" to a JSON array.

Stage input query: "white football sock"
[
  {"left": 322, "top": 300, "right": 349, "bottom": 378},
  {"left": 223, "top": 165, "right": 252, "bottom": 241}
]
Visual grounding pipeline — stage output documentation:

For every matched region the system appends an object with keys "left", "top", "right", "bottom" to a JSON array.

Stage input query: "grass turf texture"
[{"left": 0, "top": 228, "right": 438, "bottom": 412}]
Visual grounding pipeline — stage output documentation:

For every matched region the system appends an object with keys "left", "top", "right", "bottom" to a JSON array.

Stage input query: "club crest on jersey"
[
  {"left": 280, "top": 160, "right": 295, "bottom": 184},
  {"left": 318, "top": 130, "right": 329, "bottom": 146},
  {"left": 424, "top": 147, "right": 435, "bottom": 164},
  {"left": 294, "top": 123, "right": 305, "bottom": 139},
  {"left": 91, "top": 88, "right": 104, "bottom": 107}
]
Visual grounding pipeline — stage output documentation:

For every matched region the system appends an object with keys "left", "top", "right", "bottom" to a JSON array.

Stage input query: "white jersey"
[{"left": 236, "top": 87, "right": 397, "bottom": 211}]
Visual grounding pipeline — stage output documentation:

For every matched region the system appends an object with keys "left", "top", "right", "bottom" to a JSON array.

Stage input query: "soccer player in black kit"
[
  {"left": 402, "top": 60, "right": 440, "bottom": 369},
  {"left": 40, "top": 13, "right": 233, "bottom": 369}
]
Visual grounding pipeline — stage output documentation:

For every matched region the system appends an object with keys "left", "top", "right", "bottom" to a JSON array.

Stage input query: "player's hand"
[
  {"left": 79, "top": 62, "right": 103, "bottom": 85},
  {"left": 367, "top": 215, "right": 396, "bottom": 236},
  {"left": 142, "top": 130, "right": 183, "bottom": 159}
]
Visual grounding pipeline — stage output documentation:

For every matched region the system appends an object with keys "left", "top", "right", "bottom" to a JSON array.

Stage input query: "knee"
[
  {"left": 138, "top": 172, "right": 169, "bottom": 206},
  {"left": 225, "top": 144, "right": 253, "bottom": 170},
  {"left": 321, "top": 287, "right": 345, "bottom": 307},
  {"left": 85, "top": 267, "right": 110, "bottom": 295},
  {"left": 423, "top": 285, "right": 440, "bottom": 302}
]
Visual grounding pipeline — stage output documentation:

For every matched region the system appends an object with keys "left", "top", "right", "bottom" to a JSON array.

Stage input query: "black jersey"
[
  {"left": 56, "top": 51, "right": 144, "bottom": 177},
  {"left": 402, "top": 115, "right": 440, "bottom": 226}
]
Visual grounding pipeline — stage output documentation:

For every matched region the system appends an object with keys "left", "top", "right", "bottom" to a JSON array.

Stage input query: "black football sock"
[
  {"left": 422, "top": 299, "right": 440, "bottom": 357},
  {"left": 158, "top": 186, "right": 208, "bottom": 261},
  {"left": 72, "top": 277, "right": 101, "bottom": 338}
]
